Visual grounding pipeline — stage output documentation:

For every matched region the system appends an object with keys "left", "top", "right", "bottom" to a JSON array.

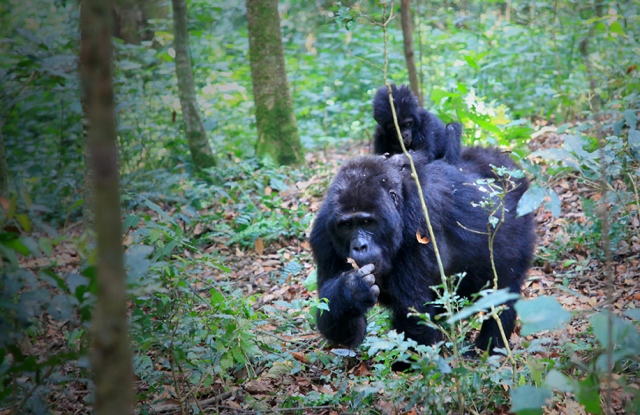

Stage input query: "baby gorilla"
[
  {"left": 372, "top": 84, "right": 462, "bottom": 164},
  {"left": 310, "top": 148, "right": 535, "bottom": 354}
]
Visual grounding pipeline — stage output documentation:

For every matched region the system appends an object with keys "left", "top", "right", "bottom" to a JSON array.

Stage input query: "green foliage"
[
  {"left": 3, "top": 0, "right": 639, "bottom": 413},
  {"left": 525, "top": 116, "right": 640, "bottom": 255},
  {"left": 515, "top": 296, "right": 572, "bottom": 336},
  {"left": 510, "top": 385, "right": 552, "bottom": 415},
  {"left": 0, "top": 201, "right": 92, "bottom": 414}
]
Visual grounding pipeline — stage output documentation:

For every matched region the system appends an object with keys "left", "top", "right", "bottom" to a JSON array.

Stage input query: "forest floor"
[{"left": 22, "top": 131, "right": 640, "bottom": 415}]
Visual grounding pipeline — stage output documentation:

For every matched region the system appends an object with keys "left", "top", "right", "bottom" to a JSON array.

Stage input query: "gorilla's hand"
[{"left": 344, "top": 263, "right": 379, "bottom": 311}]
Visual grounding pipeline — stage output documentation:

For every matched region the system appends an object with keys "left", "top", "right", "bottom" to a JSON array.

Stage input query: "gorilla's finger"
[
  {"left": 362, "top": 273, "right": 375, "bottom": 287},
  {"left": 370, "top": 285, "right": 380, "bottom": 298},
  {"left": 358, "top": 263, "right": 375, "bottom": 276}
]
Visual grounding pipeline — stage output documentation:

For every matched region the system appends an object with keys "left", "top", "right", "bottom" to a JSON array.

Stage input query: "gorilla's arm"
[
  {"left": 373, "top": 124, "right": 399, "bottom": 155},
  {"left": 443, "top": 122, "right": 462, "bottom": 164},
  {"left": 309, "top": 207, "right": 380, "bottom": 349},
  {"left": 316, "top": 265, "right": 379, "bottom": 349}
]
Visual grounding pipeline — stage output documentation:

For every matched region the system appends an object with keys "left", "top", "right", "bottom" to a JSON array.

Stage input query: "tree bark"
[
  {"left": 79, "top": 0, "right": 134, "bottom": 413},
  {"left": 401, "top": 0, "right": 422, "bottom": 106},
  {"left": 0, "top": 129, "right": 8, "bottom": 198},
  {"left": 81, "top": 96, "right": 95, "bottom": 232},
  {"left": 246, "top": 0, "right": 304, "bottom": 166},
  {"left": 171, "top": 0, "right": 216, "bottom": 169}
]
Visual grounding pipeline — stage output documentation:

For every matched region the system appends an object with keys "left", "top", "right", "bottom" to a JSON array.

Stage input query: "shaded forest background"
[{"left": 1, "top": 0, "right": 639, "bottom": 414}]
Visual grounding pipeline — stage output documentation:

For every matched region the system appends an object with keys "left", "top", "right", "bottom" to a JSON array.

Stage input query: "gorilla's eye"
[
  {"left": 403, "top": 120, "right": 413, "bottom": 128},
  {"left": 362, "top": 219, "right": 370, "bottom": 225},
  {"left": 338, "top": 220, "right": 352, "bottom": 229}
]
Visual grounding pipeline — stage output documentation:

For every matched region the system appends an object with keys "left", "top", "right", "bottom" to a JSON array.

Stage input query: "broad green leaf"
[
  {"left": 142, "top": 197, "right": 176, "bottom": 224},
  {"left": 367, "top": 339, "right": 395, "bottom": 356},
  {"left": 123, "top": 214, "right": 139, "bottom": 230},
  {"left": 575, "top": 377, "right": 602, "bottom": 414},
  {"left": 545, "top": 188, "right": 562, "bottom": 217},
  {"left": 38, "top": 237, "right": 53, "bottom": 256},
  {"left": 591, "top": 311, "right": 640, "bottom": 370},
  {"left": 623, "top": 109, "right": 637, "bottom": 128},
  {"left": 515, "top": 296, "right": 571, "bottom": 336},
  {"left": 609, "top": 20, "right": 625, "bottom": 35},
  {"left": 529, "top": 148, "right": 580, "bottom": 170},
  {"left": 563, "top": 134, "right": 593, "bottom": 161},
  {"left": 16, "top": 213, "right": 31, "bottom": 233},
  {"left": 304, "top": 269, "right": 318, "bottom": 291},
  {"left": 624, "top": 309, "right": 640, "bottom": 321},
  {"left": 269, "top": 177, "right": 288, "bottom": 191},
  {"left": 447, "top": 289, "right": 519, "bottom": 323},
  {"left": 464, "top": 55, "right": 478, "bottom": 70},
  {"left": 545, "top": 370, "right": 574, "bottom": 393},
  {"left": 517, "top": 184, "right": 545, "bottom": 217},
  {"left": 331, "top": 348, "right": 356, "bottom": 357},
  {"left": 5, "top": 238, "right": 30, "bottom": 256},
  {"left": 510, "top": 385, "right": 551, "bottom": 415},
  {"left": 628, "top": 129, "right": 640, "bottom": 149},
  {"left": 468, "top": 111, "right": 501, "bottom": 134},
  {"left": 210, "top": 288, "right": 225, "bottom": 306}
]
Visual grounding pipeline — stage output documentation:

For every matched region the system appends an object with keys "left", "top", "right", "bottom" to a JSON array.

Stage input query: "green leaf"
[
  {"left": 304, "top": 269, "right": 318, "bottom": 291},
  {"left": 123, "top": 214, "right": 139, "bottom": 230},
  {"left": 529, "top": 148, "right": 580, "bottom": 170},
  {"left": 517, "top": 184, "right": 545, "bottom": 217},
  {"left": 210, "top": 288, "right": 225, "bottom": 306},
  {"left": 269, "top": 177, "right": 288, "bottom": 191},
  {"left": 5, "top": 238, "right": 30, "bottom": 256},
  {"left": 515, "top": 296, "right": 571, "bottom": 336},
  {"left": 575, "top": 377, "right": 602, "bottom": 414},
  {"left": 16, "top": 213, "right": 32, "bottom": 232},
  {"left": 623, "top": 109, "right": 637, "bottom": 129},
  {"left": 367, "top": 338, "right": 395, "bottom": 356},
  {"left": 331, "top": 348, "right": 356, "bottom": 357},
  {"left": 39, "top": 237, "right": 53, "bottom": 256},
  {"left": 591, "top": 311, "right": 640, "bottom": 369},
  {"left": 447, "top": 289, "right": 519, "bottom": 323},
  {"left": 468, "top": 111, "right": 501, "bottom": 134},
  {"left": 609, "top": 20, "right": 625, "bottom": 36},
  {"left": 545, "top": 370, "right": 574, "bottom": 393},
  {"left": 464, "top": 55, "right": 478, "bottom": 70},
  {"left": 510, "top": 385, "right": 552, "bottom": 415},
  {"left": 142, "top": 197, "right": 176, "bottom": 225},
  {"left": 624, "top": 309, "right": 640, "bottom": 321},
  {"left": 544, "top": 188, "right": 561, "bottom": 217}
]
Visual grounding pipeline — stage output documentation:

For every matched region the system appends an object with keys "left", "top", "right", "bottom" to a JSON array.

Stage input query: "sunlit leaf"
[
  {"left": 510, "top": 385, "right": 551, "bottom": 415},
  {"left": 515, "top": 296, "right": 571, "bottom": 336}
]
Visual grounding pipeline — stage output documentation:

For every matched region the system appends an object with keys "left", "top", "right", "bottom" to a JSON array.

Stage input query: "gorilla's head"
[
  {"left": 372, "top": 84, "right": 421, "bottom": 151},
  {"left": 321, "top": 156, "right": 405, "bottom": 275}
]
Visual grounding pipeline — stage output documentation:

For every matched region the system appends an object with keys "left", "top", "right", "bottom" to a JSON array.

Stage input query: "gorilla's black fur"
[
  {"left": 372, "top": 84, "right": 462, "bottom": 164},
  {"left": 309, "top": 147, "right": 535, "bottom": 353}
]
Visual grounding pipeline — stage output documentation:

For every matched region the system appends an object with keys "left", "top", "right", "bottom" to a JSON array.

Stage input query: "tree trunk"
[
  {"left": 401, "top": 0, "right": 422, "bottom": 106},
  {"left": 246, "top": 0, "right": 304, "bottom": 166},
  {"left": 171, "top": 0, "right": 216, "bottom": 169},
  {"left": 0, "top": 129, "right": 8, "bottom": 198},
  {"left": 79, "top": 0, "right": 134, "bottom": 413},
  {"left": 81, "top": 96, "right": 95, "bottom": 232}
]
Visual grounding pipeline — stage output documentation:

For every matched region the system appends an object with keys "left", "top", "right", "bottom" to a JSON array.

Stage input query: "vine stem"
[{"left": 380, "top": 3, "right": 463, "bottom": 414}]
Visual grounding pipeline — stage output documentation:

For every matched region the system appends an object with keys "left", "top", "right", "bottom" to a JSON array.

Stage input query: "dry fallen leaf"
[
  {"left": 416, "top": 231, "right": 430, "bottom": 244},
  {"left": 290, "top": 351, "right": 309, "bottom": 364},
  {"left": 347, "top": 257, "right": 359, "bottom": 270}
]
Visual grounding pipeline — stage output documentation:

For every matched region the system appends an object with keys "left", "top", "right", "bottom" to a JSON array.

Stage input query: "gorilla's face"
[
  {"left": 372, "top": 85, "right": 422, "bottom": 153},
  {"left": 324, "top": 157, "right": 404, "bottom": 275},
  {"left": 383, "top": 117, "right": 415, "bottom": 149}
]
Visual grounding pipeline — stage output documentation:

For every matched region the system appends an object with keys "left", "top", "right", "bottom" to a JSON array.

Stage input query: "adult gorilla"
[
  {"left": 372, "top": 84, "right": 462, "bottom": 164},
  {"left": 309, "top": 147, "right": 535, "bottom": 353}
]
